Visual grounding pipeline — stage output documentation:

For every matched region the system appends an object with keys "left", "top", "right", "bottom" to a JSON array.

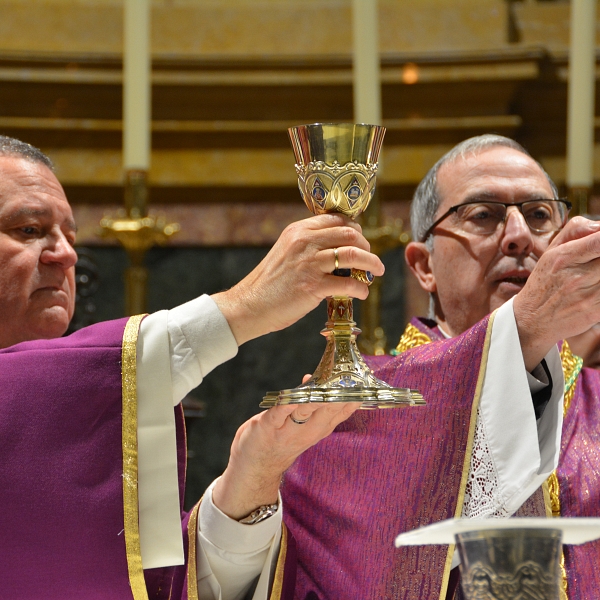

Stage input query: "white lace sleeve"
[
  {"left": 461, "top": 299, "right": 564, "bottom": 520},
  {"left": 462, "top": 408, "right": 510, "bottom": 519}
]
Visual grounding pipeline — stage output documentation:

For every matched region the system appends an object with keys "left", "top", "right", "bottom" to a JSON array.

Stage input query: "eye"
[
  {"left": 458, "top": 203, "right": 503, "bottom": 222},
  {"left": 19, "top": 226, "right": 41, "bottom": 237},
  {"left": 524, "top": 203, "right": 552, "bottom": 222}
]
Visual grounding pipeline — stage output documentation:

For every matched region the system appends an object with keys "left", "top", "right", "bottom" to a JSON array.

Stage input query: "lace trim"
[
  {"left": 393, "top": 323, "right": 509, "bottom": 519},
  {"left": 463, "top": 408, "right": 510, "bottom": 519}
]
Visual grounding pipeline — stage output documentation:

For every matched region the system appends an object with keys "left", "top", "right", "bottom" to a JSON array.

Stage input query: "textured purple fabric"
[
  {"left": 282, "top": 317, "right": 490, "bottom": 600},
  {"left": 0, "top": 319, "right": 131, "bottom": 599},
  {"left": 279, "top": 528, "right": 298, "bottom": 600},
  {"left": 556, "top": 367, "right": 600, "bottom": 599},
  {"left": 0, "top": 319, "right": 188, "bottom": 600}
]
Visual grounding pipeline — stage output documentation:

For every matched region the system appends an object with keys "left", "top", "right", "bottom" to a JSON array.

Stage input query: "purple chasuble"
[
  {"left": 556, "top": 364, "right": 600, "bottom": 599},
  {"left": 281, "top": 316, "right": 491, "bottom": 600},
  {"left": 0, "top": 319, "right": 187, "bottom": 600}
]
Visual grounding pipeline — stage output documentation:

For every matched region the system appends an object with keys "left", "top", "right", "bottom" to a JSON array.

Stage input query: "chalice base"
[{"left": 260, "top": 297, "right": 425, "bottom": 410}]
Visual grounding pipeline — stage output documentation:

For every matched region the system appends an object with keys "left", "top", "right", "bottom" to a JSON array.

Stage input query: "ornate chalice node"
[
  {"left": 260, "top": 123, "right": 424, "bottom": 410},
  {"left": 456, "top": 528, "right": 562, "bottom": 600}
]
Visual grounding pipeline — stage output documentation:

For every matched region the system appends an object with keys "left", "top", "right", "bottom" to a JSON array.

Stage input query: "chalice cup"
[{"left": 260, "top": 123, "right": 424, "bottom": 409}]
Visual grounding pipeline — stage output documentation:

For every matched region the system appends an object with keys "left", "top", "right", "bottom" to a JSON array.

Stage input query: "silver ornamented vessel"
[{"left": 456, "top": 528, "right": 562, "bottom": 600}]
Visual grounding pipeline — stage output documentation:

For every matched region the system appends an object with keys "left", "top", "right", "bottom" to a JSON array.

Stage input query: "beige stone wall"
[
  {"left": 513, "top": 1, "right": 600, "bottom": 54},
  {"left": 0, "top": 0, "right": 507, "bottom": 57}
]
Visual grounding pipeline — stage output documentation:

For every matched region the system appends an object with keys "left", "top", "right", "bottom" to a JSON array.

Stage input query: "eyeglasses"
[{"left": 419, "top": 198, "right": 572, "bottom": 243}]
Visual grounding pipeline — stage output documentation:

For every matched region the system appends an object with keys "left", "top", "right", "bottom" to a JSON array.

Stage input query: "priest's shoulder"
[{"left": 0, "top": 317, "right": 133, "bottom": 354}]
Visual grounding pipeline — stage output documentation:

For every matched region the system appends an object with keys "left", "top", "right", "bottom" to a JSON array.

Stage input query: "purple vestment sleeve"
[{"left": 282, "top": 316, "right": 492, "bottom": 600}]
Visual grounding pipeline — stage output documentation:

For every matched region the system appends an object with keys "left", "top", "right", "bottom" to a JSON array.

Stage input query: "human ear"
[{"left": 404, "top": 241, "right": 437, "bottom": 293}]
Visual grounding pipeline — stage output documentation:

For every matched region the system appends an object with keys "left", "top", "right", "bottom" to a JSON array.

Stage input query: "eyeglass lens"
[{"left": 454, "top": 201, "right": 567, "bottom": 236}]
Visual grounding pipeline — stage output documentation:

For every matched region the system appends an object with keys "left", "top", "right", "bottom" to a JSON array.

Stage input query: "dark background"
[{"left": 74, "top": 245, "right": 408, "bottom": 508}]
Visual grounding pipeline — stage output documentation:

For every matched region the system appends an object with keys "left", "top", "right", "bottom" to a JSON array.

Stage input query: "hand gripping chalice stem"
[{"left": 261, "top": 123, "right": 424, "bottom": 409}]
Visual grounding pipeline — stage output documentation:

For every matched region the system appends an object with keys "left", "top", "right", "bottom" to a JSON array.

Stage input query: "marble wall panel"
[{"left": 71, "top": 200, "right": 411, "bottom": 246}]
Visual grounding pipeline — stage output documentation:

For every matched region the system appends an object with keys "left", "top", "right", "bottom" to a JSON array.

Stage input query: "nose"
[
  {"left": 499, "top": 206, "right": 534, "bottom": 257},
  {"left": 40, "top": 230, "right": 78, "bottom": 270}
]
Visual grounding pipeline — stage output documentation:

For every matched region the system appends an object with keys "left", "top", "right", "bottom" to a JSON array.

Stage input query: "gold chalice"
[{"left": 261, "top": 123, "right": 424, "bottom": 409}]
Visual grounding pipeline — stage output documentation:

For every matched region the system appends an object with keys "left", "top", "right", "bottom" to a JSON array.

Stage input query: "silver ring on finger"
[{"left": 289, "top": 414, "right": 310, "bottom": 425}]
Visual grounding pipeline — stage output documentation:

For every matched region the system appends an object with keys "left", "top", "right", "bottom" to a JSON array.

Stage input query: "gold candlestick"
[
  {"left": 100, "top": 170, "right": 180, "bottom": 316},
  {"left": 260, "top": 123, "right": 424, "bottom": 410}
]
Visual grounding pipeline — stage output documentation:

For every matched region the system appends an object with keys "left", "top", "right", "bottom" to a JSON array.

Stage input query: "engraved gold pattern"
[
  {"left": 438, "top": 311, "right": 497, "bottom": 600},
  {"left": 295, "top": 160, "right": 378, "bottom": 219},
  {"left": 392, "top": 322, "right": 433, "bottom": 354},
  {"left": 268, "top": 523, "right": 289, "bottom": 600},
  {"left": 121, "top": 313, "right": 150, "bottom": 600},
  {"left": 544, "top": 340, "right": 583, "bottom": 600},
  {"left": 186, "top": 501, "right": 201, "bottom": 600}
]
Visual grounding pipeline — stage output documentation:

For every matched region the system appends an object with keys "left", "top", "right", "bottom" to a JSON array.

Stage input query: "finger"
[
  {"left": 317, "top": 247, "right": 384, "bottom": 276},
  {"left": 548, "top": 217, "right": 600, "bottom": 250},
  {"left": 319, "top": 273, "right": 373, "bottom": 300},
  {"left": 289, "top": 403, "right": 321, "bottom": 422},
  {"left": 550, "top": 232, "right": 600, "bottom": 269},
  {"left": 284, "top": 402, "right": 360, "bottom": 437},
  {"left": 301, "top": 374, "right": 312, "bottom": 384},
  {"left": 317, "top": 225, "right": 371, "bottom": 253},
  {"left": 301, "top": 213, "right": 362, "bottom": 233},
  {"left": 263, "top": 404, "right": 298, "bottom": 428}
]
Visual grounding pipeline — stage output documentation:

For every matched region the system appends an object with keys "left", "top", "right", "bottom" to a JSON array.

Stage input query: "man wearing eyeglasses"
[{"left": 279, "top": 135, "right": 600, "bottom": 599}]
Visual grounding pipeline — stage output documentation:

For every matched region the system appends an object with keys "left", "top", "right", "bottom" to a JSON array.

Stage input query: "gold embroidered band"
[{"left": 121, "top": 314, "right": 150, "bottom": 600}]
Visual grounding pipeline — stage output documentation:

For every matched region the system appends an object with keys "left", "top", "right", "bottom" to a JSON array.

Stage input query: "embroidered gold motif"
[
  {"left": 545, "top": 340, "right": 583, "bottom": 600},
  {"left": 121, "top": 314, "right": 150, "bottom": 600},
  {"left": 547, "top": 472, "right": 561, "bottom": 518},
  {"left": 393, "top": 323, "right": 432, "bottom": 354},
  {"left": 560, "top": 340, "right": 583, "bottom": 416}
]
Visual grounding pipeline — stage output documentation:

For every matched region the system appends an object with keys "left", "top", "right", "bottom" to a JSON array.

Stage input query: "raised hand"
[
  {"left": 514, "top": 216, "right": 600, "bottom": 370},
  {"left": 212, "top": 214, "right": 384, "bottom": 345},
  {"left": 212, "top": 400, "right": 360, "bottom": 520}
]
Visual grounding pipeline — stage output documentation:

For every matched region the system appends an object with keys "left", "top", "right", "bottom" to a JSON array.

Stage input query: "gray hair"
[
  {"left": 0, "top": 135, "right": 54, "bottom": 171},
  {"left": 410, "top": 134, "right": 559, "bottom": 244}
]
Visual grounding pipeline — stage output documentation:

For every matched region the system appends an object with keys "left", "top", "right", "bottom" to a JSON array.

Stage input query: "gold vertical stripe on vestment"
[
  {"left": 186, "top": 501, "right": 201, "bottom": 600},
  {"left": 121, "top": 313, "right": 150, "bottom": 600},
  {"left": 544, "top": 340, "right": 583, "bottom": 600},
  {"left": 437, "top": 310, "right": 497, "bottom": 600},
  {"left": 268, "top": 523, "right": 289, "bottom": 600}
]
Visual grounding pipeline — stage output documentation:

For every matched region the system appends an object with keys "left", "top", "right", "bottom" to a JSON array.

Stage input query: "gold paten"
[{"left": 261, "top": 123, "right": 423, "bottom": 409}]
